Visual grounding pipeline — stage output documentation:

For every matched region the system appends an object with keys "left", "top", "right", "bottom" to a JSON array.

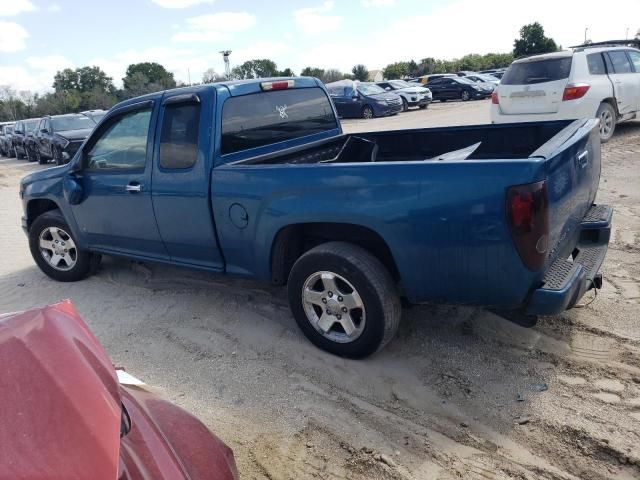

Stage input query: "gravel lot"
[{"left": 1, "top": 100, "right": 639, "bottom": 479}]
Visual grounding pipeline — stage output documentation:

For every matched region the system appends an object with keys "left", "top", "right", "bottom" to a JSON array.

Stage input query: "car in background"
[
  {"left": 11, "top": 118, "right": 40, "bottom": 160},
  {"left": 0, "top": 123, "right": 15, "bottom": 157},
  {"left": 491, "top": 43, "right": 640, "bottom": 142},
  {"left": 427, "top": 76, "right": 493, "bottom": 101},
  {"left": 0, "top": 301, "right": 238, "bottom": 479},
  {"left": 408, "top": 73, "right": 456, "bottom": 85},
  {"left": 464, "top": 73, "right": 501, "bottom": 90},
  {"left": 326, "top": 80, "right": 403, "bottom": 118},
  {"left": 82, "top": 109, "right": 107, "bottom": 124},
  {"left": 376, "top": 79, "right": 432, "bottom": 110},
  {"left": 33, "top": 113, "right": 95, "bottom": 165}
]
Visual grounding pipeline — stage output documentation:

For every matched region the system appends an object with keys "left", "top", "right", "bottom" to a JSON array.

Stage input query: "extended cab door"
[
  {"left": 150, "top": 91, "right": 224, "bottom": 269},
  {"left": 69, "top": 101, "right": 168, "bottom": 258},
  {"left": 605, "top": 50, "right": 638, "bottom": 114}
]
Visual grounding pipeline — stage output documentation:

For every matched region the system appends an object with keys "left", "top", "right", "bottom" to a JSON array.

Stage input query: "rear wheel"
[
  {"left": 287, "top": 242, "right": 401, "bottom": 358},
  {"left": 401, "top": 97, "right": 408, "bottom": 112},
  {"left": 362, "top": 105, "right": 374, "bottom": 119},
  {"left": 461, "top": 90, "right": 471, "bottom": 101},
  {"left": 596, "top": 102, "right": 616, "bottom": 143},
  {"left": 29, "top": 210, "right": 101, "bottom": 282}
]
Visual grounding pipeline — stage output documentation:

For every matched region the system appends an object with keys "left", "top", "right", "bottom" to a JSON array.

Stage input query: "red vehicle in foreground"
[{"left": 0, "top": 301, "right": 238, "bottom": 480}]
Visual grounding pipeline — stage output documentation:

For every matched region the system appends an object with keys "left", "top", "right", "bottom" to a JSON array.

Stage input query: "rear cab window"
[
  {"left": 501, "top": 57, "right": 573, "bottom": 85},
  {"left": 221, "top": 87, "right": 338, "bottom": 155},
  {"left": 159, "top": 102, "right": 200, "bottom": 169}
]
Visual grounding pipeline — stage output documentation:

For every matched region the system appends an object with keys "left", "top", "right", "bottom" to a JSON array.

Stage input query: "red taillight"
[
  {"left": 506, "top": 181, "right": 549, "bottom": 271},
  {"left": 562, "top": 83, "right": 590, "bottom": 101},
  {"left": 261, "top": 80, "right": 295, "bottom": 91},
  {"left": 491, "top": 91, "right": 499, "bottom": 104}
]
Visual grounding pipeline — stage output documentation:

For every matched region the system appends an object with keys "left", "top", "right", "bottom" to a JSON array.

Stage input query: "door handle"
[{"left": 125, "top": 183, "right": 142, "bottom": 193}]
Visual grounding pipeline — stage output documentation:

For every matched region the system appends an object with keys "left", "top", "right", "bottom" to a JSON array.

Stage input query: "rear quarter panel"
[{"left": 212, "top": 159, "right": 548, "bottom": 307}]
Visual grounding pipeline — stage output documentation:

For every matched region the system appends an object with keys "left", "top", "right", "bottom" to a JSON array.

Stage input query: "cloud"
[
  {"left": 0, "top": 21, "right": 28, "bottom": 52},
  {"left": 25, "top": 55, "right": 74, "bottom": 72},
  {"left": 294, "top": 1, "right": 342, "bottom": 35},
  {"left": 47, "top": 4, "right": 61, "bottom": 12},
  {"left": 0, "top": 0, "right": 35, "bottom": 16},
  {"left": 362, "top": 0, "right": 395, "bottom": 6},
  {"left": 150, "top": 0, "right": 215, "bottom": 8},
  {"left": 171, "top": 12, "right": 256, "bottom": 43}
]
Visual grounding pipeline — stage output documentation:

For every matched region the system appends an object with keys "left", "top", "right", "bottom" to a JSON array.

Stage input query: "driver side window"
[{"left": 86, "top": 108, "right": 152, "bottom": 171}]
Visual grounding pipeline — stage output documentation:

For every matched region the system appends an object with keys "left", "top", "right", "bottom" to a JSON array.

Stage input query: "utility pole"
[
  {"left": 188, "top": 68, "right": 191, "bottom": 85},
  {"left": 584, "top": 27, "right": 588, "bottom": 43},
  {"left": 220, "top": 51, "right": 232, "bottom": 79}
]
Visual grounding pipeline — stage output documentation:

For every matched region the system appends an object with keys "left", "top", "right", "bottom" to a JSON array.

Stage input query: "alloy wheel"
[
  {"left": 38, "top": 227, "right": 77, "bottom": 271},
  {"left": 301, "top": 271, "right": 366, "bottom": 343}
]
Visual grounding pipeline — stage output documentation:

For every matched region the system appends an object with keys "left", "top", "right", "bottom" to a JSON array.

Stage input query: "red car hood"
[
  {"left": 0, "top": 301, "right": 237, "bottom": 480},
  {"left": 0, "top": 301, "right": 121, "bottom": 479}
]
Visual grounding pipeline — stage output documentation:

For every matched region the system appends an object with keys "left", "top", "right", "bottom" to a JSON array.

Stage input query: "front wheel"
[
  {"left": 596, "top": 102, "right": 616, "bottom": 143},
  {"left": 287, "top": 242, "right": 401, "bottom": 358},
  {"left": 401, "top": 97, "right": 408, "bottom": 112},
  {"left": 29, "top": 210, "right": 101, "bottom": 282},
  {"left": 362, "top": 105, "right": 374, "bottom": 119}
]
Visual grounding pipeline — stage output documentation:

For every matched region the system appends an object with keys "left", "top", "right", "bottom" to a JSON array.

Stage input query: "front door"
[
  {"left": 150, "top": 92, "right": 224, "bottom": 269},
  {"left": 70, "top": 102, "right": 168, "bottom": 259}
]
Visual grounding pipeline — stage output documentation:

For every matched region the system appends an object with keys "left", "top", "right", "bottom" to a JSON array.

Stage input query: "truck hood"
[
  {"left": 56, "top": 128, "right": 93, "bottom": 141},
  {"left": 21, "top": 163, "right": 68, "bottom": 187},
  {"left": 0, "top": 301, "right": 122, "bottom": 479}
]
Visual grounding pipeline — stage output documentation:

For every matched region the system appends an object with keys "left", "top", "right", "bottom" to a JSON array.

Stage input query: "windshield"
[
  {"left": 52, "top": 115, "right": 95, "bottom": 132},
  {"left": 358, "top": 83, "right": 386, "bottom": 95},
  {"left": 389, "top": 80, "right": 411, "bottom": 89},
  {"left": 5, "top": 126, "right": 13, "bottom": 134},
  {"left": 501, "top": 57, "right": 572, "bottom": 85}
]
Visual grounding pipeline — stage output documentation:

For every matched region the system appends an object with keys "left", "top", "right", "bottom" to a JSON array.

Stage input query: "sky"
[{"left": 1, "top": 0, "right": 639, "bottom": 92}]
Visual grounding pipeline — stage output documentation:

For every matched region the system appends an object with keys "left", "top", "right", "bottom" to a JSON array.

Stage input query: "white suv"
[{"left": 491, "top": 45, "right": 640, "bottom": 142}]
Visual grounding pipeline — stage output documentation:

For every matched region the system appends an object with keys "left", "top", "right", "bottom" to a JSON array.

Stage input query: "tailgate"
[
  {"left": 498, "top": 79, "right": 567, "bottom": 114},
  {"left": 532, "top": 119, "right": 602, "bottom": 265}
]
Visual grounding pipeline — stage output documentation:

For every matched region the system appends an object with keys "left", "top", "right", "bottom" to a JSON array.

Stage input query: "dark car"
[
  {"left": 326, "top": 80, "right": 403, "bottom": 118},
  {"left": 11, "top": 118, "right": 40, "bottom": 160},
  {"left": 0, "top": 301, "right": 238, "bottom": 480},
  {"left": 427, "top": 76, "right": 493, "bottom": 101},
  {"left": 0, "top": 123, "right": 15, "bottom": 157},
  {"left": 34, "top": 113, "right": 95, "bottom": 165},
  {"left": 82, "top": 109, "right": 107, "bottom": 124}
]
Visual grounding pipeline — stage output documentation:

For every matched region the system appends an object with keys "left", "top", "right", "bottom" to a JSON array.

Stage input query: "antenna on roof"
[{"left": 219, "top": 50, "right": 232, "bottom": 79}]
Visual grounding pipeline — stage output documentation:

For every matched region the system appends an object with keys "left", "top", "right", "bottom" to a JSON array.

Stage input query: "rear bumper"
[{"left": 525, "top": 204, "right": 613, "bottom": 316}]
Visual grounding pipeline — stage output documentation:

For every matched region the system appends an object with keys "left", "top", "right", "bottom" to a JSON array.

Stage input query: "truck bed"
[
  {"left": 237, "top": 121, "right": 575, "bottom": 165},
  {"left": 212, "top": 119, "right": 603, "bottom": 313}
]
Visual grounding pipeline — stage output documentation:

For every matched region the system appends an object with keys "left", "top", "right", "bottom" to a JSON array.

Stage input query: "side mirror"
[{"left": 62, "top": 174, "right": 83, "bottom": 205}]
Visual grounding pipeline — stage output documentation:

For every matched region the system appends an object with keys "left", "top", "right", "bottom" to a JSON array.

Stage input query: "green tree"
[
  {"left": 351, "top": 64, "right": 368, "bottom": 81},
  {"left": 53, "top": 66, "right": 114, "bottom": 94},
  {"left": 231, "top": 59, "right": 278, "bottom": 79},
  {"left": 300, "top": 67, "right": 326, "bottom": 79},
  {"left": 202, "top": 68, "right": 222, "bottom": 83},
  {"left": 122, "top": 62, "right": 176, "bottom": 97},
  {"left": 513, "top": 22, "right": 558, "bottom": 57},
  {"left": 322, "top": 69, "right": 343, "bottom": 83},
  {"left": 277, "top": 67, "right": 295, "bottom": 77},
  {"left": 382, "top": 62, "right": 410, "bottom": 79}
]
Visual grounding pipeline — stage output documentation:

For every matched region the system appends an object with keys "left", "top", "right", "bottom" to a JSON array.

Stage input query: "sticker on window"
[{"left": 275, "top": 105, "right": 288, "bottom": 119}]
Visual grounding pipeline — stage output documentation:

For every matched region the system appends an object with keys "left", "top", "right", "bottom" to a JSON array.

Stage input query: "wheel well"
[
  {"left": 27, "top": 199, "right": 59, "bottom": 230},
  {"left": 601, "top": 98, "right": 619, "bottom": 116},
  {"left": 270, "top": 223, "right": 400, "bottom": 285}
]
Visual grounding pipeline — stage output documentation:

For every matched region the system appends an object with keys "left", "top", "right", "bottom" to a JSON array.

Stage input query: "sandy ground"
[{"left": 1, "top": 100, "right": 639, "bottom": 480}]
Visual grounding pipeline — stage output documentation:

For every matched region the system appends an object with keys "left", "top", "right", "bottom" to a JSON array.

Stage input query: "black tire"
[
  {"left": 287, "top": 241, "right": 401, "bottom": 358},
  {"left": 419, "top": 104, "right": 428, "bottom": 109},
  {"left": 461, "top": 90, "right": 471, "bottom": 101},
  {"left": 596, "top": 102, "right": 616, "bottom": 143},
  {"left": 26, "top": 147, "right": 36, "bottom": 162},
  {"left": 29, "top": 210, "right": 101, "bottom": 282},
  {"left": 8, "top": 145, "right": 16, "bottom": 158},
  {"left": 362, "top": 105, "right": 374, "bottom": 119},
  {"left": 401, "top": 97, "right": 408, "bottom": 112},
  {"left": 53, "top": 146, "right": 64, "bottom": 166},
  {"left": 36, "top": 149, "right": 46, "bottom": 165}
]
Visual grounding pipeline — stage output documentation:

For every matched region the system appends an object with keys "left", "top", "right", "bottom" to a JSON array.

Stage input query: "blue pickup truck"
[{"left": 20, "top": 77, "right": 612, "bottom": 358}]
